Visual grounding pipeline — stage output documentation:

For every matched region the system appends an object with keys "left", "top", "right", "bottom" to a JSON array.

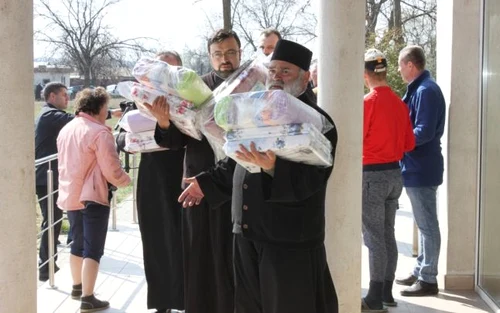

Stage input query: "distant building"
[{"left": 33, "top": 62, "right": 73, "bottom": 87}]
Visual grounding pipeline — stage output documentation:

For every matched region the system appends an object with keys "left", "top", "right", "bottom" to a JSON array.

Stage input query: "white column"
[
  {"left": 0, "top": 1, "right": 36, "bottom": 312},
  {"left": 436, "top": 0, "right": 481, "bottom": 290},
  {"left": 319, "top": 0, "right": 365, "bottom": 311}
]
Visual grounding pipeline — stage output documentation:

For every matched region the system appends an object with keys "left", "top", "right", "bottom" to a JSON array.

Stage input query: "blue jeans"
[{"left": 405, "top": 186, "right": 440, "bottom": 284}]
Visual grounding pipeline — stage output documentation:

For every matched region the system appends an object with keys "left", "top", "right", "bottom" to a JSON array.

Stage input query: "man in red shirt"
[{"left": 361, "top": 49, "right": 415, "bottom": 312}]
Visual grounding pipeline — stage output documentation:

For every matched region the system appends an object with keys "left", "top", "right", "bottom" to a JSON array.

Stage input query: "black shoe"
[
  {"left": 38, "top": 263, "right": 60, "bottom": 282},
  {"left": 382, "top": 280, "right": 397, "bottom": 307},
  {"left": 80, "top": 294, "right": 110, "bottom": 312},
  {"left": 363, "top": 281, "right": 384, "bottom": 310},
  {"left": 361, "top": 298, "right": 388, "bottom": 312},
  {"left": 400, "top": 280, "right": 439, "bottom": 297},
  {"left": 395, "top": 274, "right": 417, "bottom": 286},
  {"left": 71, "top": 283, "right": 82, "bottom": 300}
]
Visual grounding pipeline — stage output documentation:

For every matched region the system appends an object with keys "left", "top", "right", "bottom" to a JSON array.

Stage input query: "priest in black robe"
[
  {"left": 148, "top": 30, "right": 243, "bottom": 313},
  {"left": 117, "top": 52, "right": 185, "bottom": 313},
  {"left": 179, "top": 40, "right": 339, "bottom": 313}
]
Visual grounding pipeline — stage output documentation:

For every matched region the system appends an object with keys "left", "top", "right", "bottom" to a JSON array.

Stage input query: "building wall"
[
  {"left": 34, "top": 72, "right": 71, "bottom": 86},
  {"left": 436, "top": 0, "right": 481, "bottom": 290}
]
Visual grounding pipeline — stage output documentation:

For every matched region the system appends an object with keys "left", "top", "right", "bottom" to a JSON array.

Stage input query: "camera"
[{"left": 119, "top": 100, "right": 137, "bottom": 113}]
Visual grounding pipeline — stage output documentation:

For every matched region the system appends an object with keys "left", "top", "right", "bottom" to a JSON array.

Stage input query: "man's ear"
[{"left": 303, "top": 71, "right": 311, "bottom": 85}]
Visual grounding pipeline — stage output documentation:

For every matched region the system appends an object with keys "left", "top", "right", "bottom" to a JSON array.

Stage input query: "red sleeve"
[{"left": 363, "top": 92, "right": 376, "bottom": 141}]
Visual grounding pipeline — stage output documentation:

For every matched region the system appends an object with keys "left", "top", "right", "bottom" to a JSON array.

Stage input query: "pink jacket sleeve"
[{"left": 93, "top": 131, "right": 131, "bottom": 187}]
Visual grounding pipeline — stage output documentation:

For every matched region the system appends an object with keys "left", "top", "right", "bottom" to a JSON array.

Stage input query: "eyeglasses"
[{"left": 211, "top": 50, "right": 239, "bottom": 59}]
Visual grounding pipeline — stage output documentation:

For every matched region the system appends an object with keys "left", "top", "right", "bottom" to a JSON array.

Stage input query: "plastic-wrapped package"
[
  {"left": 212, "top": 58, "right": 268, "bottom": 101},
  {"left": 214, "top": 90, "right": 334, "bottom": 133},
  {"left": 124, "top": 130, "right": 167, "bottom": 153},
  {"left": 132, "top": 57, "right": 212, "bottom": 107},
  {"left": 199, "top": 57, "right": 269, "bottom": 161},
  {"left": 117, "top": 81, "right": 203, "bottom": 140},
  {"left": 118, "top": 110, "right": 156, "bottom": 133},
  {"left": 196, "top": 98, "right": 227, "bottom": 161},
  {"left": 223, "top": 124, "right": 333, "bottom": 173}
]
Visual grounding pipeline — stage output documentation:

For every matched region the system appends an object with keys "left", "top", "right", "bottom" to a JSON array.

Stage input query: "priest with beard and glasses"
[{"left": 146, "top": 29, "right": 242, "bottom": 313}]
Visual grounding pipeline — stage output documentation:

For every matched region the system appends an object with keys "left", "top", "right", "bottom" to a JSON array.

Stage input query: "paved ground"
[{"left": 37, "top": 195, "right": 494, "bottom": 313}]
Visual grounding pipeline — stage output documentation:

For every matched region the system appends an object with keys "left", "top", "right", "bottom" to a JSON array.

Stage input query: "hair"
[
  {"left": 74, "top": 87, "right": 110, "bottom": 116},
  {"left": 43, "top": 82, "right": 67, "bottom": 101},
  {"left": 207, "top": 29, "right": 241, "bottom": 53},
  {"left": 156, "top": 50, "right": 183, "bottom": 66},
  {"left": 260, "top": 28, "right": 282, "bottom": 40},
  {"left": 399, "top": 45, "right": 426, "bottom": 70},
  {"left": 365, "top": 69, "right": 387, "bottom": 82}
]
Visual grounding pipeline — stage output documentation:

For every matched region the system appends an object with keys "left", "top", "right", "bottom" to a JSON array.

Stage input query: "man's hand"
[
  {"left": 178, "top": 177, "right": 205, "bottom": 208},
  {"left": 110, "top": 109, "right": 122, "bottom": 118},
  {"left": 235, "top": 142, "right": 276, "bottom": 171},
  {"left": 143, "top": 96, "right": 171, "bottom": 129}
]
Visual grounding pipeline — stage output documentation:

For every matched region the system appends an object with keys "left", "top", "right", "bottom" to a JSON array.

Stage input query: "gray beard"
[{"left": 266, "top": 79, "right": 305, "bottom": 97}]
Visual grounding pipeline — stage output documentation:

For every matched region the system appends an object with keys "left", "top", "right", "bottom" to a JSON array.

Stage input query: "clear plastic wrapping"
[
  {"left": 223, "top": 124, "right": 333, "bottom": 173},
  {"left": 212, "top": 58, "right": 268, "bottom": 100},
  {"left": 117, "top": 81, "right": 202, "bottom": 140},
  {"left": 124, "top": 130, "right": 167, "bottom": 153},
  {"left": 132, "top": 57, "right": 212, "bottom": 107},
  {"left": 118, "top": 110, "right": 156, "bottom": 133},
  {"left": 214, "top": 90, "right": 334, "bottom": 133},
  {"left": 199, "top": 57, "right": 269, "bottom": 161}
]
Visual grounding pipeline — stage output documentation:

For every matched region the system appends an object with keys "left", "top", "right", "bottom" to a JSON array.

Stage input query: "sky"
[{"left": 33, "top": 0, "right": 320, "bottom": 60}]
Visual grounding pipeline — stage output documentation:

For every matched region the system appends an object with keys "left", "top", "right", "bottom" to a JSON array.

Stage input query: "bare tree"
[
  {"left": 35, "top": 0, "right": 153, "bottom": 86},
  {"left": 223, "top": 0, "right": 232, "bottom": 30},
  {"left": 365, "top": 0, "right": 436, "bottom": 95},
  {"left": 366, "top": 0, "right": 389, "bottom": 44},
  {"left": 182, "top": 46, "right": 211, "bottom": 75},
  {"left": 231, "top": 0, "right": 316, "bottom": 51}
]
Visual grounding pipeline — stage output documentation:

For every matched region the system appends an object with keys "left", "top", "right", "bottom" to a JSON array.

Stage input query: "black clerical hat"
[{"left": 270, "top": 39, "right": 313, "bottom": 71}]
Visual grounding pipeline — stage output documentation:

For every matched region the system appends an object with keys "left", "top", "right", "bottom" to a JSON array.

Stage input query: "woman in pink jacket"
[{"left": 57, "top": 87, "right": 131, "bottom": 312}]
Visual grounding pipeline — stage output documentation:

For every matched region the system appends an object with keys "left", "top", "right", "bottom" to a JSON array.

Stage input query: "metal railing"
[
  {"left": 35, "top": 152, "right": 138, "bottom": 287},
  {"left": 35, "top": 154, "right": 61, "bottom": 288}
]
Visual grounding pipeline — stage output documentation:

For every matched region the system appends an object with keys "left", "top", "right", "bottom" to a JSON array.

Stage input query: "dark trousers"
[
  {"left": 234, "top": 234, "right": 338, "bottom": 313},
  {"left": 182, "top": 201, "right": 234, "bottom": 313},
  {"left": 36, "top": 185, "right": 62, "bottom": 269},
  {"left": 67, "top": 202, "right": 110, "bottom": 262}
]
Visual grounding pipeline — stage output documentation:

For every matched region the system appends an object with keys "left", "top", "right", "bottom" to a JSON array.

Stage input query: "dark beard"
[{"left": 215, "top": 69, "right": 235, "bottom": 79}]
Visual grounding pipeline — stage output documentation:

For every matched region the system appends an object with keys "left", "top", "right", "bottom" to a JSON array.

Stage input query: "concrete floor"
[{"left": 37, "top": 195, "right": 495, "bottom": 313}]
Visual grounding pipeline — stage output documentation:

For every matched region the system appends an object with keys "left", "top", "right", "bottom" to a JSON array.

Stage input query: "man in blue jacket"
[{"left": 395, "top": 45, "right": 446, "bottom": 297}]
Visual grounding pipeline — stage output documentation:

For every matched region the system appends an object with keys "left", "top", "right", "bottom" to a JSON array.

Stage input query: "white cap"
[{"left": 364, "top": 48, "right": 387, "bottom": 72}]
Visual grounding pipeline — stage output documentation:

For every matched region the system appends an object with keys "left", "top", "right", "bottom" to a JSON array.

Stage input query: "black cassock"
[
  {"left": 153, "top": 71, "right": 234, "bottom": 313},
  {"left": 197, "top": 88, "right": 339, "bottom": 313},
  {"left": 117, "top": 132, "right": 185, "bottom": 311}
]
